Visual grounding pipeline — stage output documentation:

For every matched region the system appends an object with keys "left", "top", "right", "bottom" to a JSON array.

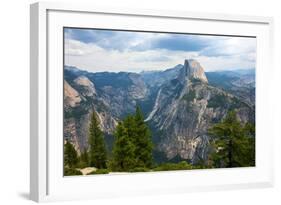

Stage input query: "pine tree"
[
  {"left": 111, "top": 122, "right": 135, "bottom": 171},
  {"left": 111, "top": 106, "right": 153, "bottom": 171},
  {"left": 64, "top": 140, "right": 78, "bottom": 168},
  {"left": 209, "top": 111, "right": 255, "bottom": 168},
  {"left": 88, "top": 111, "right": 107, "bottom": 169},
  {"left": 123, "top": 115, "right": 137, "bottom": 140},
  {"left": 79, "top": 148, "right": 89, "bottom": 168},
  {"left": 133, "top": 106, "right": 153, "bottom": 168},
  {"left": 240, "top": 122, "right": 255, "bottom": 166}
]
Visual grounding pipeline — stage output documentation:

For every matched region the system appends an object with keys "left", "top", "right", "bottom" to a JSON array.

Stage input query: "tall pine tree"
[
  {"left": 209, "top": 110, "right": 255, "bottom": 168},
  {"left": 123, "top": 115, "right": 137, "bottom": 140},
  {"left": 111, "top": 122, "right": 135, "bottom": 171},
  {"left": 111, "top": 106, "right": 153, "bottom": 171},
  {"left": 133, "top": 106, "right": 153, "bottom": 168},
  {"left": 64, "top": 140, "right": 78, "bottom": 168},
  {"left": 79, "top": 148, "right": 89, "bottom": 168},
  {"left": 88, "top": 110, "right": 107, "bottom": 169},
  {"left": 239, "top": 122, "right": 255, "bottom": 166}
]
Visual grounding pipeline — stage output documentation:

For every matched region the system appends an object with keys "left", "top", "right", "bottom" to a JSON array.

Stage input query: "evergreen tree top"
[{"left": 135, "top": 105, "right": 144, "bottom": 122}]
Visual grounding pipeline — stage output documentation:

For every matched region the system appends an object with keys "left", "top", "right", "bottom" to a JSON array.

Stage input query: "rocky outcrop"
[
  {"left": 64, "top": 109, "right": 118, "bottom": 153},
  {"left": 64, "top": 70, "right": 149, "bottom": 152},
  {"left": 178, "top": 59, "right": 208, "bottom": 83},
  {"left": 74, "top": 76, "right": 96, "bottom": 97},
  {"left": 128, "top": 73, "right": 147, "bottom": 99},
  {"left": 95, "top": 72, "right": 148, "bottom": 118},
  {"left": 64, "top": 80, "right": 81, "bottom": 108}
]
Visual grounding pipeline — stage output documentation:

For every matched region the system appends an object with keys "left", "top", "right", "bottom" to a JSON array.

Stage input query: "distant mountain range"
[{"left": 64, "top": 59, "right": 255, "bottom": 164}]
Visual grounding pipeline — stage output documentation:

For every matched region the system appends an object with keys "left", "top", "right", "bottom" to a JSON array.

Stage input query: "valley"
[{"left": 63, "top": 59, "right": 255, "bottom": 172}]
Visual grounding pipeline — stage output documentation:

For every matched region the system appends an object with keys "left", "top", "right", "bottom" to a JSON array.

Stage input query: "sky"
[{"left": 64, "top": 28, "right": 256, "bottom": 73}]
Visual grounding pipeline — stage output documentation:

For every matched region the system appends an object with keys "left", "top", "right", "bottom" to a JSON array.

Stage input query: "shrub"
[
  {"left": 191, "top": 78, "right": 202, "bottom": 84},
  {"left": 182, "top": 90, "right": 196, "bottom": 102},
  {"left": 129, "top": 167, "right": 150, "bottom": 172},
  {"left": 76, "top": 161, "right": 88, "bottom": 169},
  {"left": 207, "top": 94, "right": 227, "bottom": 108},
  {"left": 87, "top": 169, "right": 109, "bottom": 175},
  {"left": 64, "top": 167, "right": 83, "bottom": 176},
  {"left": 64, "top": 141, "right": 78, "bottom": 168},
  {"left": 153, "top": 161, "right": 193, "bottom": 171}
]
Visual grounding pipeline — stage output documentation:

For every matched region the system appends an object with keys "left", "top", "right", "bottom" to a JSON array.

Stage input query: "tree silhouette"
[
  {"left": 133, "top": 106, "right": 153, "bottom": 168},
  {"left": 64, "top": 140, "right": 78, "bottom": 168},
  {"left": 209, "top": 111, "right": 255, "bottom": 168},
  {"left": 111, "top": 106, "right": 153, "bottom": 171},
  {"left": 88, "top": 111, "right": 107, "bottom": 169},
  {"left": 111, "top": 122, "right": 135, "bottom": 171}
]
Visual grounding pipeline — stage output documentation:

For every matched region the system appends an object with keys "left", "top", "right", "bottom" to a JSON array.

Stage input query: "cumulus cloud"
[
  {"left": 64, "top": 28, "right": 256, "bottom": 72},
  {"left": 65, "top": 39, "right": 198, "bottom": 72},
  {"left": 200, "top": 36, "right": 256, "bottom": 56}
]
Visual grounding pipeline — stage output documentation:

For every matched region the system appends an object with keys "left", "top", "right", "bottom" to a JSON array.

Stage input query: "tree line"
[
  {"left": 208, "top": 110, "right": 255, "bottom": 168},
  {"left": 64, "top": 108, "right": 255, "bottom": 175},
  {"left": 64, "top": 106, "right": 153, "bottom": 174}
]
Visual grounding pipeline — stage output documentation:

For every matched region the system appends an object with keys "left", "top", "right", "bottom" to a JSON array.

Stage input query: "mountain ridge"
[{"left": 64, "top": 59, "right": 255, "bottom": 164}]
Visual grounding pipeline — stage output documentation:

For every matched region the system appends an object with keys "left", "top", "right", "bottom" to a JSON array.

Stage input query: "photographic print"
[{"left": 63, "top": 28, "right": 256, "bottom": 176}]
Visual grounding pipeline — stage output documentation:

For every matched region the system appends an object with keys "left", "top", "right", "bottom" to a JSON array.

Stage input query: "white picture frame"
[{"left": 30, "top": 2, "right": 274, "bottom": 202}]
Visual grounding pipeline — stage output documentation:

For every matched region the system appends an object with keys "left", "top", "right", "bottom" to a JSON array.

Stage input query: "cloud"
[
  {"left": 196, "top": 55, "right": 255, "bottom": 71},
  {"left": 200, "top": 36, "right": 256, "bottom": 57},
  {"left": 65, "top": 39, "right": 199, "bottom": 72},
  {"left": 65, "top": 28, "right": 166, "bottom": 52},
  {"left": 150, "top": 35, "right": 209, "bottom": 52},
  {"left": 65, "top": 28, "right": 209, "bottom": 52},
  {"left": 64, "top": 28, "right": 256, "bottom": 72},
  {"left": 64, "top": 39, "right": 104, "bottom": 56},
  {"left": 65, "top": 28, "right": 113, "bottom": 44}
]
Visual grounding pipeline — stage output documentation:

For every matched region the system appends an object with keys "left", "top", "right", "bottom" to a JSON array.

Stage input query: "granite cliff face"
[
  {"left": 146, "top": 61, "right": 254, "bottom": 163},
  {"left": 63, "top": 67, "right": 149, "bottom": 152},
  {"left": 64, "top": 60, "right": 255, "bottom": 164},
  {"left": 178, "top": 59, "right": 208, "bottom": 83},
  {"left": 64, "top": 80, "right": 81, "bottom": 109},
  {"left": 73, "top": 76, "right": 97, "bottom": 97}
]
